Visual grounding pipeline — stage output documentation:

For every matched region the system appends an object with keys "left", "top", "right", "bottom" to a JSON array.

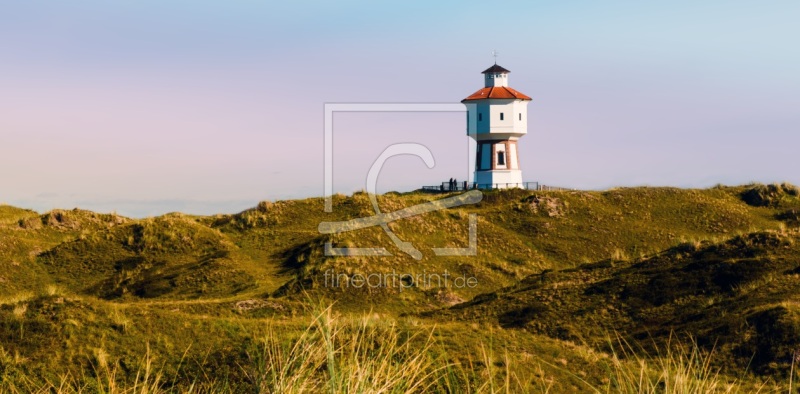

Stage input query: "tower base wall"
[{"left": 474, "top": 170, "right": 523, "bottom": 188}]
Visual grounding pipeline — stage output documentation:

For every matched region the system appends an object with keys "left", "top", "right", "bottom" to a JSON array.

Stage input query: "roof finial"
[{"left": 492, "top": 49, "right": 499, "bottom": 64}]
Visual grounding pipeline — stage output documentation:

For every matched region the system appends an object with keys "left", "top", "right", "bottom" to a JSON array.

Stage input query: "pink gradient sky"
[{"left": 1, "top": 1, "right": 798, "bottom": 217}]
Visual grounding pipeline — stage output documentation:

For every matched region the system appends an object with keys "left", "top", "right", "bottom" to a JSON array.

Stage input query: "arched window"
[
  {"left": 478, "top": 113, "right": 482, "bottom": 122},
  {"left": 519, "top": 113, "right": 522, "bottom": 121},
  {"left": 500, "top": 113, "right": 504, "bottom": 121}
]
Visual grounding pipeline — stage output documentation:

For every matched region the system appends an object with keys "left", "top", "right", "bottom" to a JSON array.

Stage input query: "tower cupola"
[{"left": 482, "top": 64, "right": 510, "bottom": 88}]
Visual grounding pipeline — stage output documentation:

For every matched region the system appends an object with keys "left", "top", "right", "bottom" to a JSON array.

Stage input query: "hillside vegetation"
[{"left": 1, "top": 184, "right": 799, "bottom": 392}]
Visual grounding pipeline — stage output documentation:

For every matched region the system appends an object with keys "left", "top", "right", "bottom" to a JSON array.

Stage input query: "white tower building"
[{"left": 462, "top": 64, "right": 531, "bottom": 188}]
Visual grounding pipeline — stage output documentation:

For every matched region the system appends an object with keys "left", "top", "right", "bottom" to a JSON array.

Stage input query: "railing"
[
  {"left": 421, "top": 182, "right": 572, "bottom": 192},
  {"left": 536, "top": 184, "right": 572, "bottom": 191}
]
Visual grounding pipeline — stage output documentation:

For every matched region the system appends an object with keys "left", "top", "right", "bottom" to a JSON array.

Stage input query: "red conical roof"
[{"left": 462, "top": 86, "right": 531, "bottom": 102}]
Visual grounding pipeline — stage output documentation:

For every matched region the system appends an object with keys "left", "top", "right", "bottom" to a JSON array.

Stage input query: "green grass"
[
  {"left": 1, "top": 184, "right": 800, "bottom": 392},
  {"left": 0, "top": 306, "right": 798, "bottom": 393}
]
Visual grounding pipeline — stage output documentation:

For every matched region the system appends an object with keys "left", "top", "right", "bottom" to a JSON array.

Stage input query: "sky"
[{"left": 1, "top": 1, "right": 798, "bottom": 217}]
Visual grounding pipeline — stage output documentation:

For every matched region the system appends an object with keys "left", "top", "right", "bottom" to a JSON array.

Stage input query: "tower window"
[
  {"left": 519, "top": 113, "right": 522, "bottom": 120},
  {"left": 500, "top": 113, "right": 504, "bottom": 120},
  {"left": 497, "top": 151, "right": 506, "bottom": 166},
  {"left": 478, "top": 113, "right": 482, "bottom": 121}
]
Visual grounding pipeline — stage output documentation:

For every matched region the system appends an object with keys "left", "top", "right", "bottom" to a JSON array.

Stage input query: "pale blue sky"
[{"left": 1, "top": 1, "right": 798, "bottom": 217}]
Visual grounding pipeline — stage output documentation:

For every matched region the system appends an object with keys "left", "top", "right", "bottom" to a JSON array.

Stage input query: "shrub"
[{"left": 741, "top": 183, "right": 800, "bottom": 207}]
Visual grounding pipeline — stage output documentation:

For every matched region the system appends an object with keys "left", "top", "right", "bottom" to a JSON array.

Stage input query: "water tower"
[{"left": 462, "top": 64, "right": 531, "bottom": 188}]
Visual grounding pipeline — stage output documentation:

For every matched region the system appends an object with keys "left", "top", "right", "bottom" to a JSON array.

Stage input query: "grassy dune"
[{"left": 1, "top": 184, "right": 800, "bottom": 392}]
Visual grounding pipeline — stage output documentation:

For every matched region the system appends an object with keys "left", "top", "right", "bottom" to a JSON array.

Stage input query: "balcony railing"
[{"left": 421, "top": 182, "right": 571, "bottom": 192}]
